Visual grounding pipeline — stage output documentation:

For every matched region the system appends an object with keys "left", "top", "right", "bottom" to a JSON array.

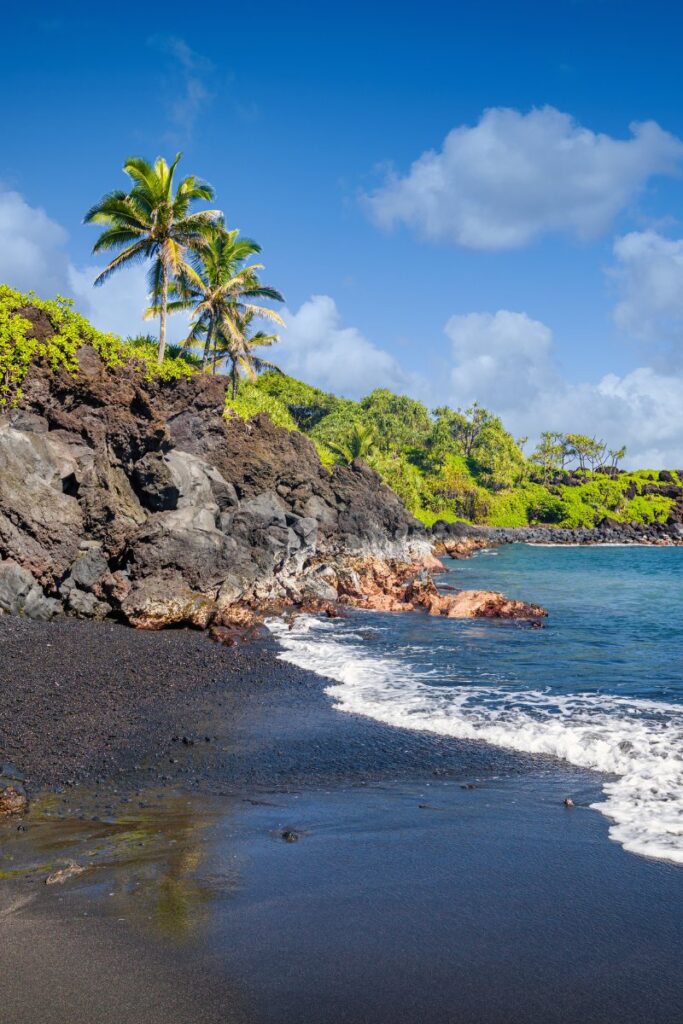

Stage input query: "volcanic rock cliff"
[{"left": 0, "top": 343, "right": 435, "bottom": 628}]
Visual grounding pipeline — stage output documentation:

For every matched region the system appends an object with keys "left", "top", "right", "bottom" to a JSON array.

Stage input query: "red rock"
[
  {"left": 433, "top": 536, "right": 493, "bottom": 559},
  {"left": 338, "top": 560, "right": 546, "bottom": 621},
  {"left": 0, "top": 783, "right": 28, "bottom": 818}
]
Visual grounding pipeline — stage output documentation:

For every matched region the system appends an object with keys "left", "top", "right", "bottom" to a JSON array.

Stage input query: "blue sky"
[{"left": 3, "top": 1, "right": 683, "bottom": 464}]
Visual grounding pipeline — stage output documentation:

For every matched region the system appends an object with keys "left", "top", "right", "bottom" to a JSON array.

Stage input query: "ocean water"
[{"left": 268, "top": 545, "right": 683, "bottom": 865}]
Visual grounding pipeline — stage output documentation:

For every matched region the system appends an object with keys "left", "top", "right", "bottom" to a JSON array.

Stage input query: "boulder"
[
  {"left": 0, "top": 425, "right": 84, "bottom": 582},
  {"left": 404, "top": 578, "right": 547, "bottom": 620},
  {"left": 66, "top": 548, "right": 110, "bottom": 590},
  {"left": 78, "top": 456, "right": 147, "bottom": 554},
  {"left": 120, "top": 575, "right": 217, "bottom": 630},
  {"left": 65, "top": 588, "right": 111, "bottom": 620},
  {"left": 131, "top": 451, "right": 180, "bottom": 511},
  {"left": 0, "top": 559, "right": 60, "bottom": 620},
  {"left": 0, "top": 765, "right": 28, "bottom": 817}
]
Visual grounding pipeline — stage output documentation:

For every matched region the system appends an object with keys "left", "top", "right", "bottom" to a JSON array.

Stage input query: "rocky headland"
[{"left": 0, "top": 319, "right": 548, "bottom": 635}]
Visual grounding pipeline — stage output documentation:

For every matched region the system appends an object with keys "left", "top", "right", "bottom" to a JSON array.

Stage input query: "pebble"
[{"left": 45, "top": 861, "right": 86, "bottom": 885}]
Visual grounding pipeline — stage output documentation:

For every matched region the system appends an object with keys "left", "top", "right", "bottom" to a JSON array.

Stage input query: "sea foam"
[{"left": 267, "top": 615, "right": 683, "bottom": 866}]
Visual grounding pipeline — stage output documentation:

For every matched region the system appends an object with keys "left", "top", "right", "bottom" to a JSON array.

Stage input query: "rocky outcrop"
[
  {"left": 404, "top": 578, "right": 546, "bottom": 620},
  {"left": 0, "top": 347, "right": 436, "bottom": 628},
  {"left": 431, "top": 519, "right": 683, "bottom": 549},
  {"left": 334, "top": 560, "right": 546, "bottom": 620},
  {"left": 433, "top": 535, "right": 494, "bottom": 559}
]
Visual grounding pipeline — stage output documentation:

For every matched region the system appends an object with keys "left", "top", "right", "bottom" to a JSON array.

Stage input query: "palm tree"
[
  {"left": 172, "top": 220, "right": 284, "bottom": 370},
  {"left": 212, "top": 311, "right": 282, "bottom": 397},
  {"left": 328, "top": 422, "right": 377, "bottom": 464},
  {"left": 84, "top": 154, "right": 219, "bottom": 364}
]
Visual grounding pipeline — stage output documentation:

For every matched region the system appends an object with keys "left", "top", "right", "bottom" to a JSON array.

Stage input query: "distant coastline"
[{"left": 432, "top": 518, "right": 683, "bottom": 551}]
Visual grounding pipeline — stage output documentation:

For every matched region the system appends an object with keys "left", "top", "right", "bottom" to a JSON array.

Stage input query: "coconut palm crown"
[
  {"left": 170, "top": 219, "right": 285, "bottom": 372},
  {"left": 84, "top": 154, "right": 219, "bottom": 364},
  {"left": 211, "top": 310, "right": 282, "bottom": 397}
]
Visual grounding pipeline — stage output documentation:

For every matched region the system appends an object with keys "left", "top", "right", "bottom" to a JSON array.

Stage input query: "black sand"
[{"left": 1, "top": 617, "right": 682, "bottom": 1024}]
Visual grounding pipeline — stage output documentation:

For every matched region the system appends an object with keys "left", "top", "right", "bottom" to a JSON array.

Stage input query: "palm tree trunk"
[
  {"left": 201, "top": 321, "right": 214, "bottom": 370},
  {"left": 157, "top": 263, "right": 168, "bottom": 365},
  {"left": 231, "top": 363, "right": 238, "bottom": 398}
]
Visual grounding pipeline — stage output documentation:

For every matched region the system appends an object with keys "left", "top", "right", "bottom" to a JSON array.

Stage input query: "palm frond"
[
  {"left": 93, "top": 241, "right": 150, "bottom": 285},
  {"left": 242, "top": 304, "right": 285, "bottom": 326},
  {"left": 83, "top": 190, "right": 133, "bottom": 224},
  {"left": 92, "top": 227, "right": 148, "bottom": 253},
  {"left": 124, "top": 156, "right": 164, "bottom": 198}
]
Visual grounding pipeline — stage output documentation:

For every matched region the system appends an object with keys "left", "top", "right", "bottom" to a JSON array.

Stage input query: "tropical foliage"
[
  {"left": 0, "top": 285, "right": 198, "bottom": 406},
  {"left": 154, "top": 219, "right": 285, "bottom": 390},
  {"left": 327, "top": 422, "right": 378, "bottom": 464},
  {"left": 228, "top": 371, "right": 676, "bottom": 529},
  {"left": 86, "top": 157, "right": 284, "bottom": 385}
]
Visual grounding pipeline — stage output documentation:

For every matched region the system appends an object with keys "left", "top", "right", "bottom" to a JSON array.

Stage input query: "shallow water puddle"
[{"left": 0, "top": 786, "right": 240, "bottom": 940}]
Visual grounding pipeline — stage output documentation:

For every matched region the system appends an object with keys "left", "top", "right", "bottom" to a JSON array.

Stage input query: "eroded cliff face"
[{"left": 0, "top": 345, "right": 433, "bottom": 628}]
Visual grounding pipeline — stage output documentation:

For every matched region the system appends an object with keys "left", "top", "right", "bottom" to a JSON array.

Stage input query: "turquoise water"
[
  {"left": 269, "top": 545, "right": 683, "bottom": 864},
  {"left": 408, "top": 544, "right": 683, "bottom": 702}
]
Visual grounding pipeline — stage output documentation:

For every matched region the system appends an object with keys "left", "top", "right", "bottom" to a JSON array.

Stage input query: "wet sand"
[{"left": 1, "top": 619, "right": 682, "bottom": 1023}]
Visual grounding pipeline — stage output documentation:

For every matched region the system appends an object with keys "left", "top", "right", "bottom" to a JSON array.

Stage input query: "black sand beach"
[{"left": 1, "top": 617, "right": 682, "bottom": 1024}]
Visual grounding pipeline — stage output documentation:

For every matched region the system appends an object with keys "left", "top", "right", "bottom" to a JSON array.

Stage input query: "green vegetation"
[
  {"left": 224, "top": 379, "right": 296, "bottom": 431},
  {"left": 85, "top": 154, "right": 219, "bottom": 365},
  {"left": 0, "top": 285, "right": 197, "bottom": 404},
  {"left": 1, "top": 282, "right": 676, "bottom": 529},
  {"left": 226, "top": 372, "right": 677, "bottom": 529},
  {"left": 163, "top": 218, "right": 284, "bottom": 386}
]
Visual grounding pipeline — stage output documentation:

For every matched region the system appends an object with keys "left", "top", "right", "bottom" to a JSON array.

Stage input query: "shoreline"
[
  {"left": 1, "top": 611, "right": 682, "bottom": 1023},
  {"left": 0, "top": 614, "right": 557, "bottom": 798}
]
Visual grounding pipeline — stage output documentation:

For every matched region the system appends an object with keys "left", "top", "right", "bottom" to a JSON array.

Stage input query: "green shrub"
[
  {"left": 622, "top": 493, "right": 674, "bottom": 524},
  {"left": 360, "top": 389, "right": 432, "bottom": 452},
  {"left": 308, "top": 402, "right": 366, "bottom": 449},
  {"left": 0, "top": 285, "right": 121, "bottom": 403},
  {"left": 485, "top": 487, "right": 532, "bottom": 527},
  {"left": 526, "top": 491, "right": 567, "bottom": 524},
  {"left": 0, "top": 285, "right": 198, "bottom": 404},
  {"left": 225, "top": 379, "right": 297, "bottom": 430},
  {"left": 122, "top": 336, "right": 196, "bottom": 381},
  {"left": 255, "top": 372, "right": 339, "bottom": 429}
]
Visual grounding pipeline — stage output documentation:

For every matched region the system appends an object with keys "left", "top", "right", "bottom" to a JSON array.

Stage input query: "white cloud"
[
  {"left": 0, "top": 186, "right": 189, "bottom": 343},
  {"left": 365, "top": 107, "right": 683, "bottom": 250},
  {"left": 444, "top": 308, "right": 683, "bottom": 467},
  {"left": 0, "top": 189, "right": 71, "bottom": 295},
  {"left": 612, "top": 230, "right": 683, "bottom": 350},
  {"left": 446, "top": 311, "right": 557, "bottom": 411},
  {"left": 279, "top": 295, "right": 420, "bottom": 399}
]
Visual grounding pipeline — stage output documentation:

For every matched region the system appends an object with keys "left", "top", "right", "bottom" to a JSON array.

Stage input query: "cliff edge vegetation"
[{"left": 2, "top": 284, "right": 680, "bottom": 534}]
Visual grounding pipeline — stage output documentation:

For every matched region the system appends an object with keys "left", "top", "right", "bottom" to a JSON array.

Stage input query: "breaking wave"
[{"left": 267, "top": 614, "right": 683, "bottom": 865}]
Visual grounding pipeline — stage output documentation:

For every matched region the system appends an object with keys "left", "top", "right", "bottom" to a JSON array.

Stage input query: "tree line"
[{"left": 530, "top": 431, "right": 626, "bottom": 483}]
